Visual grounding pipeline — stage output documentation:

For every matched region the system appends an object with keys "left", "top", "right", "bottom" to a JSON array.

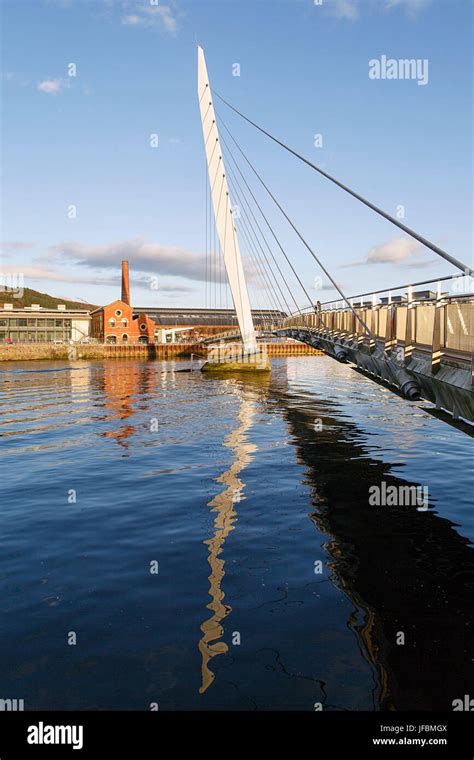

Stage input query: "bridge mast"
[{"left": 198, "top": 46, "right": 258, "bottom": 355}]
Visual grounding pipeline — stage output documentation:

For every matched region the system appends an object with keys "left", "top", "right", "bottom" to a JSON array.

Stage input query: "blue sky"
[{"left": 1, "top": 0, "right": 472, "bottom": 310}]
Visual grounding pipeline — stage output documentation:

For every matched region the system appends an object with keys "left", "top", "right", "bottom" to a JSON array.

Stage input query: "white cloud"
[
  {"left": 37, "top": 78, "right": 63, "bottom": 95},
  {"left": 41, "top": 236, "right": 265, "bottom": 288},
  {"left": 120, "top": 3, "right": 178, "bottom": 33},
  {"left": 1, "top": 264, "right": 192, "bottom": 293},
  {"left": 325, "top": 0, "right": 431, "bottom": 20},
  {"left": 46, "top": 0, "right": 180, "bottom": 32},
  {"left": 385, "top": 0, "right": 432, "bottom": 17},
  {"left": 329, "top": 0, "right": 359, "bottom": 20},
  {"left": 367, "top": 237, "right": 422, "bottom": 264},
  {"left": 344, "top": 237, "right": 435, "bottom": 268},
  {"left": 132, "top": 277, "right": 192, "bottom": 292},
  {"left": 1, "top": 265, "right": 94, "bottom": 284},
  {"left": 45, "top": 238, "right": 207, "bottom": 282},
  {"left": 153, "top": 4, "right": 178, "bottom": 32}
]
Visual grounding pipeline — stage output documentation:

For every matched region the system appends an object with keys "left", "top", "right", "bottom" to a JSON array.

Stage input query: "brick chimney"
[{"left": 121, "top": 260, "right": 130, "bottom": 305}]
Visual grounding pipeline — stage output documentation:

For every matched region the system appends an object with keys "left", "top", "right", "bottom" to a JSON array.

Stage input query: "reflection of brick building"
[{"left": 91, "top": 261, "right": 157, "bottom": 345}]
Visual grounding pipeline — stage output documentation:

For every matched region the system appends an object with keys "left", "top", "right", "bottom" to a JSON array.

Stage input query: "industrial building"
[
  {"left": 0, "top": 260, "right": 286, "bottom": 345},
  {"left": 90, "top": 261, "right": 157, "bottom": 345},
  {"left": 91, "top": 261, "right": 285, "bottom": 345},
  {"left": 0, "top": 303, "right": 90, "bottom": 343},
  {"left": 134, "top": 307, "right": 285, "bottom": 328}
]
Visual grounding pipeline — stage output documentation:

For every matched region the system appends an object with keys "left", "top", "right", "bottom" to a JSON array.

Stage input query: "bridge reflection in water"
[
  {"left": 94, "top": 362, "right": 473, "bottom": 708},
  {"left": 199, "top": 390, "right": 258, "bottom": 694},
  {"left": 21, "top": 358, "right": 467, "bottom": 709},
  {"left": 270, "top": 369, "right": 474, "bottom": 711}
]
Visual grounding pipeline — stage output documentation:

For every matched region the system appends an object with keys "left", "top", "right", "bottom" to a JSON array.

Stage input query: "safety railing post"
[
  {"left": 404, "top": 286, "right": 416, "bottom": 366},
  {"left": 431, "top": 289, "right": 445, "bottom": 376}
]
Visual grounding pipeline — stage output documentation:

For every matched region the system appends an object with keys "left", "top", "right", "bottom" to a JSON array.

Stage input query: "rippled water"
[{"left": 0, "top": 357, "right": 472, "bottom": 710}]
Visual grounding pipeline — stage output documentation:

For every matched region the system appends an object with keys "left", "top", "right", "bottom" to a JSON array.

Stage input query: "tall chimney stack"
[{"left": 121, "top": 260, "right": 130, "bottom": 305}]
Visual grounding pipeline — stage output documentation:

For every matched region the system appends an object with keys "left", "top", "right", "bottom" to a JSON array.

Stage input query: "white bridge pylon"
[{"left": 197, "top": 46, "right": 258, "bottom": 355}]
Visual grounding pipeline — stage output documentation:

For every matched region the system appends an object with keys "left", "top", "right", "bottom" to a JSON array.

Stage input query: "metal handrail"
[
  {"left": 318, "top": 293, "right": 473, "bottom": 311},
  {"left": 318, "top": 274, "right": 465, "bottom": 306},
  {"left": 292, "top": 273, "right": 474, "bottom": 314}
]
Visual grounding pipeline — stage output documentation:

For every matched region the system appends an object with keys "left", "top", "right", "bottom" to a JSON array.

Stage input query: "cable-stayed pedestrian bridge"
[{"left": 197, "top": 47, "right": 473, "bottom": 425}]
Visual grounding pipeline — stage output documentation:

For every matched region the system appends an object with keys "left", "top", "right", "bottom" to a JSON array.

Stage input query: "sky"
[{"left": 1, "top": 0, "right": 472, "bottom": 311}]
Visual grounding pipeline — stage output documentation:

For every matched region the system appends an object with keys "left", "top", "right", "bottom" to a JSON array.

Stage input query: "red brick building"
[{"left": 91, "top": 261, "right": 157, "bottom": 345}]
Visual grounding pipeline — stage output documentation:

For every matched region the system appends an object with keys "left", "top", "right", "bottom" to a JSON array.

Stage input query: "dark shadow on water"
[{"left": 276, "top": 392, "right": 474, "bottom": 711}]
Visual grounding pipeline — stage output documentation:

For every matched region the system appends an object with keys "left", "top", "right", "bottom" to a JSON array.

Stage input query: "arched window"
[
  {"left": 109, "top": 318, "right": 116, "bottom": 327},
  {"left": 106, "top": 335, "right": 117, "bottom": 344},
  {"left": 122, "top": 318, "right": 128, "bottom": 327},
  {"left": 122, "top": 334, "right": 129, "bottom": 344}
]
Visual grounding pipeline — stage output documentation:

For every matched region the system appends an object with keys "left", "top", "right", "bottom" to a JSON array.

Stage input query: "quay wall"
[{"left": 0, "top": 342, "right": 323, "bottom": 363}]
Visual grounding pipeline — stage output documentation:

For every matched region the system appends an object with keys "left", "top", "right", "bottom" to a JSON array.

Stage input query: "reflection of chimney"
[{"left": 121, "top": 260, "right": 130, "bottom": 305}]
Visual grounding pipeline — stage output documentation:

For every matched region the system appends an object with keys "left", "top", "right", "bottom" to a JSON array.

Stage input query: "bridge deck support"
[{"left": 274, "top": 325, "right": 473, "bottom": 424}]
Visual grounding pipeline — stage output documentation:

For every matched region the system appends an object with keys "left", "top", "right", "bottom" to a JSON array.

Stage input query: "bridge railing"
[
  {"left": 280, "top": 294, "right": 473, "bottom": 358},
  {"left": 202, "top": 275, "right": 473, "bottom": 358}
]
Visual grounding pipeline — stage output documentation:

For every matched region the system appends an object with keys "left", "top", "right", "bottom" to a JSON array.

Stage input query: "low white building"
[{"left": 0, "top": 303, "right": 91, "bottom": 343}]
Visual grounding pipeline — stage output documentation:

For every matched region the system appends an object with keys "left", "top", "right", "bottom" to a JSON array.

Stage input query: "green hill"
[{"left": 0, "top": 287, "right": 97, "bottom": 311}]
